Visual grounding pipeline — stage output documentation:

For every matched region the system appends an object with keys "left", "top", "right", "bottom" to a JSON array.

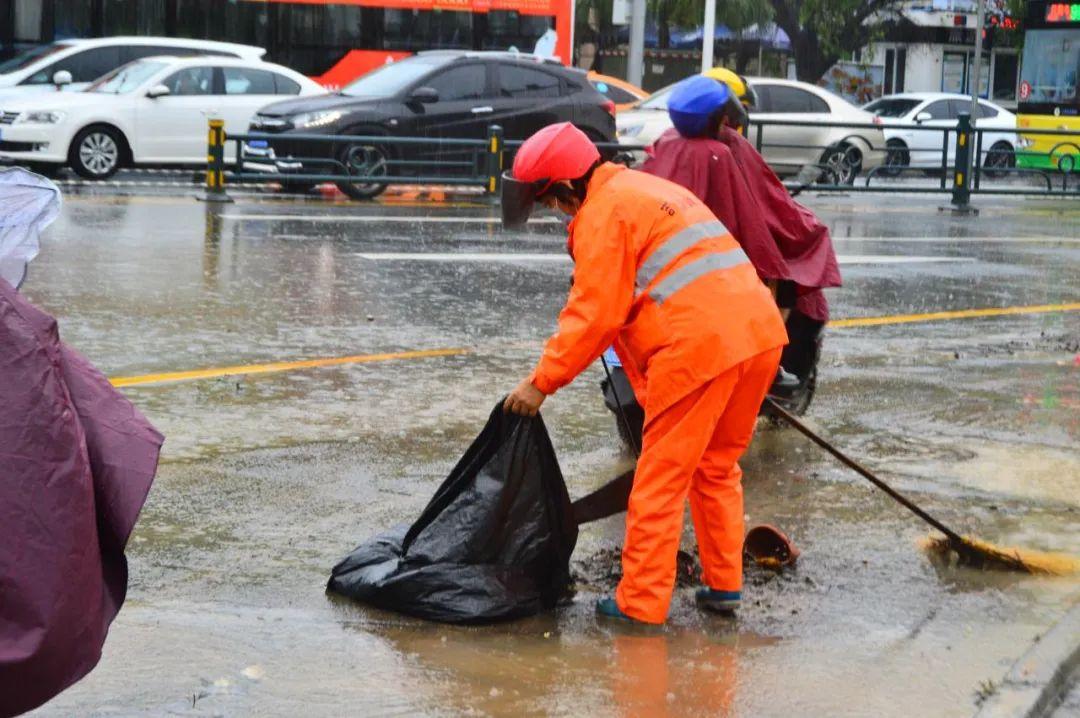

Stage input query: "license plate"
[{"left": 248, "top": 139, "right": 268, "bottom": 148}]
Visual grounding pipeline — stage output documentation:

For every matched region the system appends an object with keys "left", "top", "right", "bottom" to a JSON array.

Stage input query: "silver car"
[{"left": 617, "top": 76, "right": 887, "bottom": 184}]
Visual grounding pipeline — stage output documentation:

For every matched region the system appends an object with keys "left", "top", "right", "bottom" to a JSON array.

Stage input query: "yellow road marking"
[
  {"left": 830, "top": 302, "right": 1080, "bottom": 328},
  {"left": 107, "top": 302, "right": 1079, "bottom": 388},
  {"left": 109, "top": 348, "right": 470, "bottom": 387}
]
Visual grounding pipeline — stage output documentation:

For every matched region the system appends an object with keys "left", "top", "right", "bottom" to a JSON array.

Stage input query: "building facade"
[{"left": 859, "top": 0, "right": 1020, "bottom": 107}]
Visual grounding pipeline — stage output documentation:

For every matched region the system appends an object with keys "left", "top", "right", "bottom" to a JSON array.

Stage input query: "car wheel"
[
  {"left": 982, "top": 141, "right": 1015, "bottom": 179},
  {"left": 881, "top": 139, "right": 909, "bottom": 177},
  {"left": 70, "top": 126, "right": 124, "bottom": 180},
  {"left": 335, "top": 141, "right": 390, "bottom": 200},
  {"left": 819, "top": 143, "right": 861, "bottom": 185}
]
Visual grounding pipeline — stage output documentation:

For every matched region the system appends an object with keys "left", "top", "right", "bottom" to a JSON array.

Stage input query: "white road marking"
[
  {"left": 221, "top": 215, "right": 1075, "bottom": 244},
  {"left": 833, "top": 236, "right": 1080, "bottom": 244},
  {"left": 357, "top": 252, "right": 569, "bottom": 261},
  {"left": 221, "top": 214, "right": 561, "bottom": 224},
  {"left": 354, "top": 252, "right": 975, "bottom": 265},
  {"left": 837, "top": 255, "right": 976, "bottom": 265}
]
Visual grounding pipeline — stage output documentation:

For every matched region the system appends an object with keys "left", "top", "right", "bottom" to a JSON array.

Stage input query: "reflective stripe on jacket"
[{"left": 529, "top": 162, "right": 788, "bottom": 420}]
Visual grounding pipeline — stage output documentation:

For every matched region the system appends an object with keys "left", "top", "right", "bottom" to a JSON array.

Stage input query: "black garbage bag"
[{"left": 328, "top": 403, "right": 579, "bottom": 623}]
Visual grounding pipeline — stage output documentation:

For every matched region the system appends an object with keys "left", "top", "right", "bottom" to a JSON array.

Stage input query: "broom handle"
[{"left": 765, "top": 398, "right": 965, "bottom": 545}]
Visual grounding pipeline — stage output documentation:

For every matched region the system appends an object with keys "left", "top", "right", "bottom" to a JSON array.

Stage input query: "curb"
[{"left": 975, "top": 598, "right": 1080, "bottom": 718}]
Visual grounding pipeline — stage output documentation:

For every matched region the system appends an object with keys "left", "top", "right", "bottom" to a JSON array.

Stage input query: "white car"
[
  {"left": 0, "top": 37, "right": 266, "bottom": 101},
  {"left": 862, "top": 93, "right": 1018, "bottom": 176},
  {"left": 617, "top": 76, "right": 886, "bottom": 184},
  {"left": 0, "top": 56, "right": 324, "bottom": 179}
]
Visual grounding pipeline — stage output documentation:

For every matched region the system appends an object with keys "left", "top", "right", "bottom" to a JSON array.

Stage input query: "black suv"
[{"left": 245, "top": 51, "right": 617, "bottom": 198}]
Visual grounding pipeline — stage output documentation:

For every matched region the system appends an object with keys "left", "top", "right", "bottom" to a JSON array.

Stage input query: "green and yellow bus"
[{"left": 1017, "top": 0, "right": 1080, "bottom": 170}]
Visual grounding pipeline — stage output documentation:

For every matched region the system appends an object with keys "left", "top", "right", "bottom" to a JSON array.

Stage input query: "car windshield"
[
  {"left": 88, "top": 60, "right": 169, "bottom": 94},
  {"left": 638, "top": 84, "right": 674, "bottom": 110},
  {"left": 0, "top": 42, "right": 73, "bottom": 75},
  {"left": 340, "top": 55, "right": 454, "bottom": 97},
  {"left": 864, "top": 98, "right": 922, "bottom": 117}
]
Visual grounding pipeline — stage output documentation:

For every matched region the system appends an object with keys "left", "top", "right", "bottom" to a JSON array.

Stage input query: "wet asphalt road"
[{"left": 19, "top": 187, "right": 1080, "bottom": 717}]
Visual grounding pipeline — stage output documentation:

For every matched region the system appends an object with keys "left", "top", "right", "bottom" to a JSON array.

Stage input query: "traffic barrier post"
[
  {"left": 201, "top": 118, "right": 232, "bottom": 203},
  {"left": 951, "top": 112, "right": 973, "bottom": 209},
  {"left": 486, "top": 124, "right": 504, "bottom": 197}
]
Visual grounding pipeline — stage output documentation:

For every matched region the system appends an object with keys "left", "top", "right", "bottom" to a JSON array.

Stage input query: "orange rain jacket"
[{"left": 529, "top": 162, "right": 787, "bottom": 420}]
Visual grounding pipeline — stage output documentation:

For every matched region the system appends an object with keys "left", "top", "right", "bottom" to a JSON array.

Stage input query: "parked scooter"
[{"left": 601, "top": 308, "right": 824, "bottom": 449}]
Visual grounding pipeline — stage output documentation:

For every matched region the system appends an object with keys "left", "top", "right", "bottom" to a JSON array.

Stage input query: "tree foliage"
[
  {"left": 576, "top": 0, "right": 774, "bottom": 53},
  {"left": 654, "top": 0, "right": 774, "bottom": 32},
  {"left": 651, "top": 0, "right": 774, "bottom": 47},
  {"left": 577, "top": 0, "right": 910, "bottom": 81},
  {"left": 768, "top": 0, "right": 905, "bottom": 81}
]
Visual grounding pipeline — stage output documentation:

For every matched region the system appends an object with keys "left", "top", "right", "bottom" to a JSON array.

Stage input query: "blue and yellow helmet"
[{"left": 667, "top": 75, "right": 749, "bottom": 137}]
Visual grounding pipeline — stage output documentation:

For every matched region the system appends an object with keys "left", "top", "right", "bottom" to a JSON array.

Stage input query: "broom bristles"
[{"left": 921, "top": 535, "right": 1080, "bottom": 576}]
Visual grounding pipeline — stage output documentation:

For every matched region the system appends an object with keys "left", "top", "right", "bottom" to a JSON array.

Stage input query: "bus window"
[
  {"left": 1020, "top": 28, "right": 1080, "bottom": 106},
  {"left": 483, "top": 11, "right": 552, "bottom": 52},
  {"left": 175, "top": 0, "right": 272, "bottom": 47},
  {"left": 383, "top": 9, "right": 473, "bottom": 51},
  {"left": 52, "top": 1, "right": 94, "bottom": 39},
  {"left": 264, "top": 2, "right": 374, "bottom": 75}
]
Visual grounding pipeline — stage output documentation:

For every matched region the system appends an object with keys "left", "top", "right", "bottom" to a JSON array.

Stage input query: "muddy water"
[{"left": 22, "top": 193, "right": 1080, "bottom": 716}]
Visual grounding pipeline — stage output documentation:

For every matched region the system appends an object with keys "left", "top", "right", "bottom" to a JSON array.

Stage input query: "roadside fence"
[
  {"left": 205, "top": 123, "right": 505, "bottom": 203},
  {"left": 204, "top": 113, "right": 1080, "bottom": 207}
]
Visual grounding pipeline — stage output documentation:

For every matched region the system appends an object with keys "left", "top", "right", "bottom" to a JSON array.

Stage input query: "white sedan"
[
  {"left": 862, "top": 93, "right": 1018, "bottom": 176},
  {"left": 617, "top": 76, "right": 886, "bottom": 184},
  {"left": 0, "top": 36, "right": 265, "bottom": 101},
  {"left": 0, "top": 56, "right": 324, "bottom": 179}
]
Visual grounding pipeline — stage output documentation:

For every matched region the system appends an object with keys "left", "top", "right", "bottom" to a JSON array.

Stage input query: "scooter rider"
[
  {"left": 642, "top": 74, "right": 842, "bottom": 398},
  {"left": 501, "top": 122, "right": 788, "bottom": 624},
  {"left": 702, "top": 67, "right": 757, "bottom": 132}
]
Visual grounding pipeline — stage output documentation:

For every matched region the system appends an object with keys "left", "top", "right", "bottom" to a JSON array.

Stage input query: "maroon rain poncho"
[
  {"left": 1, "top": 279, "right": 162, "bottom": 717},
  {"left": 642, "top": 128, "right": 841, "bottom": 321}
]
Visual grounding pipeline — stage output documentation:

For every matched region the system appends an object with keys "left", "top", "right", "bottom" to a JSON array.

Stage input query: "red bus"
[{"left": 0, "top": 0, "right": 573, "bottom": 87}]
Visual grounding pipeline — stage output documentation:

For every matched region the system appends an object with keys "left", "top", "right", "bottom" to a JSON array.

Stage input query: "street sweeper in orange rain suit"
[{"left": 501, "top": 122, "right": 789, "bottom": 624}]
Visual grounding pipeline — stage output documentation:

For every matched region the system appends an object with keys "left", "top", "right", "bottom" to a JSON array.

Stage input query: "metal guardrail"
[
  {"left": 204, "top": 123, "right": 506, "bottom": 202},
  {"left": 204, "top": 113, "right": 1080, "bottom": 207}
]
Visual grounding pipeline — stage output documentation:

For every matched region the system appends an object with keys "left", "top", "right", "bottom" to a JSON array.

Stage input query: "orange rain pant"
[{"left": 615, "top": 346, "right": 783, "bottom": 624}]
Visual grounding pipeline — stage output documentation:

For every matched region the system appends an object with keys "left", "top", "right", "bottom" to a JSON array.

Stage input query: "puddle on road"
[{"left": 931, "top": 443, "right": 1080, "bottom": 507}]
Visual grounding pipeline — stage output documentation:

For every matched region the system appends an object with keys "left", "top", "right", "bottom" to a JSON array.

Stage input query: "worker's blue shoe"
[
  {"left": 696, "top": 588, "right": 741, "bottom": 614},
  {"left": 595, "top": 597, "right": 637, "bottom": 622}
]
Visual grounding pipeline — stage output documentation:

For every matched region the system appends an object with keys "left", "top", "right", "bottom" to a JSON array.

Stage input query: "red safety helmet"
[{"left": 501, "top": 122, "right": 600, "bottom": 229}]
